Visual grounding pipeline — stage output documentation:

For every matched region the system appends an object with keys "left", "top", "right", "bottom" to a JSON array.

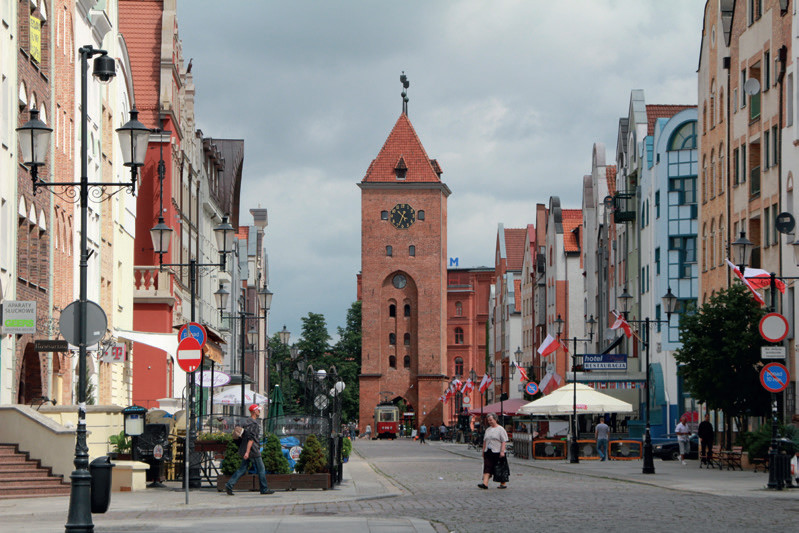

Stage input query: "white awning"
[{"left": 114, "top": 328, "right": 178, "bottom": 358}]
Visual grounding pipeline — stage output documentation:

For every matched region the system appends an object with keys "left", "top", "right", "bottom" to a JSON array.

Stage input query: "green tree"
[
  {"left": 674, "top": 284, "right": 770, "bottom": 446},
  {"left": 296, "top": 434, "right": 327, "bottom": 474},
  {"left": 296, "top": 312, "right": 331, "bottom": 368},
  {"left": 331, "top": 301, "right": 362, "bottom": 423},
  {"left": 262, "top": 433, "right": 291, "bottom": 474},
  {"left": 267, "top": 332, "right": 295, "bottom": 411}
]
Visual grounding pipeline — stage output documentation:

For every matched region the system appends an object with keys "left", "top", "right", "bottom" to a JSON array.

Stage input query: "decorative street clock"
[{"left": 390, "top": 203, "right": 415, "bottom": 229}]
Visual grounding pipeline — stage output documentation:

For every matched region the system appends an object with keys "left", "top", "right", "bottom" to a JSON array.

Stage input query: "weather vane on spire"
[{"left": 400, "top": 71, "right": 410, "bottom": 115}]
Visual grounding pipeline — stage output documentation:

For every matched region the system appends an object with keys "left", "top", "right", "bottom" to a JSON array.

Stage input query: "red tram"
[{"left": 374, "top": 403, "right": 399, "bottom": 439}]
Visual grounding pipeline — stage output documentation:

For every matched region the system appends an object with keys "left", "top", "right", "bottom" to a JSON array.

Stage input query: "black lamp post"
[
  {"left": 618, "top": 287, "right": 678, "bottom": 474},
  {"left": 555, "top": 314, "right": 596, "bottom": 464},
  {"left": 215, "top": 285, "right": 272, "bottom": 417},
  {"left": 17, "top": 45, "right": 149, "bottom": 533}
]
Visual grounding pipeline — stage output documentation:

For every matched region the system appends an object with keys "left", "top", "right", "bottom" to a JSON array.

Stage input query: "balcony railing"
[{"left": 133, "top": 266, "right": 174, "bottom": 303}]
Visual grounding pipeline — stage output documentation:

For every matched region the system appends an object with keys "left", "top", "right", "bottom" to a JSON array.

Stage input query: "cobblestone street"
[{"left": 347, "top": 439, "right": 799, "bottom": 532}]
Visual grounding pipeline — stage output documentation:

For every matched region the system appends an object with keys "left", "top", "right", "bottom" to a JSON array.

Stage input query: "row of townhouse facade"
[
  {"left": 487, "top": 98, "right": 700, "bottom": 438},
  {"left": 485, "top": 0, "right": 799, "bottom": 435},
  {"left": 0, "top": 1, "right": 272, "bottom": 427}
]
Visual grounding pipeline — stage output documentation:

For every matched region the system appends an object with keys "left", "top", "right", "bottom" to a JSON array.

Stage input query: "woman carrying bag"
[{"left": 477, "top": 413, "right": 509, "bottom": 489}]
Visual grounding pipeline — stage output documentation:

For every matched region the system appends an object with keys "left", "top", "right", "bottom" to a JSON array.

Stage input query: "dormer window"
[{"left": 395, "top": 156, "right": 407, "bottom": 180}]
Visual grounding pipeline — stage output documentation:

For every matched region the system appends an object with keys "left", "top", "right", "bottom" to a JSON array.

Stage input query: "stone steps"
[{"left": 0, "top": 444, "right": 70, "bottom": 498}]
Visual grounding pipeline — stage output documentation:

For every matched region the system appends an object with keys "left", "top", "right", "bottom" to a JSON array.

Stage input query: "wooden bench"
[{"left": 720, "top": 446, "right": 743, "bottom": 471}]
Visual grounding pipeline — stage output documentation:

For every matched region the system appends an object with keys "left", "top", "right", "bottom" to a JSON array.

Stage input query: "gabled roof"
[
  {"left": 562, "top": 209, "right": 582, "bottom": 253},
  {"left": 363, "top": 113, "right": 441, "bottom": 183},
  {"left": 646, "top": 105, "right": 694, "bottom": 136},
  {"left": 504, "top": 228, "right": 527, "bottom": 271}
]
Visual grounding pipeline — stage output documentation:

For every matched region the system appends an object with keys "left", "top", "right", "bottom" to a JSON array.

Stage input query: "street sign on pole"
[
  {"left": 178, "top": 322, "right": 207, "bottom": 348},
  {"left": 525, "top": 382, "right": 539, "bottom": 395},
  {"left": 176, "top": 337, "right": 202, "bottom": 373},
  {"left": 760, "top": 362, "right": 790, "bottom": 393},
  {"left": 759, "top": 313, "right": 789, "bottom": 343},
  {"left": 761, "top": 346, "right": 786, "bottom": 359}
]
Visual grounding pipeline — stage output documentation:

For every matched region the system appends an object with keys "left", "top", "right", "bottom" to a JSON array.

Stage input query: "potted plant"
[
  {"left": 342, "top": 436, "right": 352, "bottom": 463},
  {"left": 195, "top": 432, "right": 232, "bottom": 454},
  {"left": 293, "top": 434, "right": 331, "bottom": 489},
  {"left": 109, "top": 431, "right": 131, "bottom": 460}
]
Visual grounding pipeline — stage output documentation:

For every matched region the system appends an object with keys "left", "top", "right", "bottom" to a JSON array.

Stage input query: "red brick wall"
[{"left": 360, "top": 184, "right": 449, "bottom": 430}]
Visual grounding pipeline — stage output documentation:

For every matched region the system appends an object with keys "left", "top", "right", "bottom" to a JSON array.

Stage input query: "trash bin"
[{"left": 90, "top": 456, "right": 115, "bottom": 514}]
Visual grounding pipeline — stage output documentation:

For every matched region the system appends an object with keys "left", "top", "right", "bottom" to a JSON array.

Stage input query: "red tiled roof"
[
  {"left": 514, "top": 279, "right": 521, "bottom": 313},
  {"left": 562, "top": 210, "right": 582, "bottom": 253},
  {"left": 606, "top": 165, "right": 617, "bottom": 195},
  {"left": 504, "top": 228, "right": 527, "bottom": 271},
  {"left": 363, "top": 114, "right": 440, "bottom": 182},
  {"left": 646, "top": 105, "right": 696, "bottom": 136}
]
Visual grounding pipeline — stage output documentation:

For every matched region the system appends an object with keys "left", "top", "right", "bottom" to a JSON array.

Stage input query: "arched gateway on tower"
[{"left": 358, "top": 109, "right": 451, "bottom": 433}]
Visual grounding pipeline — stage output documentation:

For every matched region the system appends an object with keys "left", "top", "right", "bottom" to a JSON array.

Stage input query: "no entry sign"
[
  {"left": 760, "top": 362, "right": 790, "bottom": 393},
  {"left": 759, "top": 313, "right": 789, "bottom": 343},
  {"left": 176, "top": 336, "right": 202, "bottom": 373}
]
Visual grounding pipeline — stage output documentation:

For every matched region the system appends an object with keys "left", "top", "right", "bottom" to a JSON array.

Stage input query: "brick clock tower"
[{"left": 358, "top": 110, "right": 451, "bottom": 432}]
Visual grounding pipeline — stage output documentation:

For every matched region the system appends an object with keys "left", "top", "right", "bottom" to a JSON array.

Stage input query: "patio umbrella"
[
  {"left": 517, "top": 383, "right": 633, "bottom": 416},
  {"left": 211, "top": 386, "right": 269, "bottom": 406},
  {"left": 267, "top": 385, "right": 285, "bottom": 433}
]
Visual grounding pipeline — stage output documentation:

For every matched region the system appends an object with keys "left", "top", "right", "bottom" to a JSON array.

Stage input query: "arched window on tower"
[
  {"left": 389, "top": 333, "right": 396, "bottom": 345},
  {"left": 404, "top": 333, "right": 410, "bottom": 345},
  {"left": 389, "top": 355, "right": 396, "bottom": 368},
  {"left": 454, "top": 327, "right": 464, "bottom": 345},
  {"left": 454, "top": 357, "right": 464, "bottom": 376},
  {"left": 389, "top": 304, "right": 396, "bottom": 317},
  {"left": 403, "top": 355, "right": 411, "bottom": 368},
  {"left": 404, "top": 304, "right": 411, "bottom": 317}
]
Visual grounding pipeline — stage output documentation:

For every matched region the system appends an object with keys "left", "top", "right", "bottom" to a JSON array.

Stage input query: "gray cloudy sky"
[{"left": 177, "top": 0, "right": 705, "bottom": 342}]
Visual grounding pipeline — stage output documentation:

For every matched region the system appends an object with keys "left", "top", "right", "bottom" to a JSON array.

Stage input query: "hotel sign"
[
  {"left": 583, "top": 353, "right": 627, "bottom": 370},
  {"left": 29, "top": 17, "right": 41, "bottom": 63}
]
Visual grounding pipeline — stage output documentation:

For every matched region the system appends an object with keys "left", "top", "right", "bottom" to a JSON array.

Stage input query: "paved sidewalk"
[
  {"left": 443, "top": 441, "right": 798, "bottom": 499},
  {"left": 0, "top": 451, "right": 436, "bottom": 532}
]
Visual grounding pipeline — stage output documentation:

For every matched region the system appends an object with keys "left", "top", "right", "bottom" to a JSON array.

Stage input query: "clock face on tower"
[{"left": 390, "top": 203, "right": 416, "bottom": 229}]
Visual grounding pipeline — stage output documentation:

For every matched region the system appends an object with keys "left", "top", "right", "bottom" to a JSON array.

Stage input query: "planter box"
[
  {"left": 195, "top": 442, "right": 228, "bottom": 454},
  {"left": 217, "top": 473, "right": 331, "bottom": 492}
]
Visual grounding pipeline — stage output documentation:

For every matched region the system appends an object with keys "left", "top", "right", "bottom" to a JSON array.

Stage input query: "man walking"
[
  {"left": 224, "top": 404, "right": 275, "bottom": 495},
  {"left": 675, "top": 416, "right": 690, "bottom": 466},
  {"left": 419, "top": 423, "right": 427, "bottom": 444},
  {"left": 697, "top": 413, "right": 714, "bottom": 467},
  {"left": 595, "top": 416, "right": 610, "bottom": 461}
]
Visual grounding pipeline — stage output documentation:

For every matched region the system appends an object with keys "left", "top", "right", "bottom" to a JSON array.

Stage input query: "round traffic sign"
[
  {"left": 59, "top": 300, "right": 108, "bottom": 346},
  {"left": 760, "top": 362, "right": 790, "bottom": 393},
  {"left": 179, "top": 322, "right": 207, "bottom": 348},
  {"left": 759, "top": 313, "right": 789, "bottom": 343},
  {"left": 525, "top": 382, "right": 539, "bottom": 395},
  {"left": 176, "top": 336, "right": 202, "bottom": 373}
]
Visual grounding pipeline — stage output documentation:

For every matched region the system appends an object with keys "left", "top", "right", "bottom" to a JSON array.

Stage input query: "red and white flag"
[
  {"left": 438, "top": 394, "right": 445, "bottom": 403},
  {"left": 478, "top": 373, "right": 493, "bottom": 393},
  {"left": 537, "top": 334, "right": 559, "bottom": 357},
  {"left": 726, "top": 259, "right": 766, "bottom": 305},
  {"left": 744, "top": 266, "right": 786, "bottom": 293},
  {"left": 511, "top": 360, "right": 529, "bottom": 382},
  {"left": 451, "top": 378, "right": 462, "bottom": 391},
  {"left": 611, "top": 310, "right": 633, "bottom": 338},
  {"left": 460, "top": 378, "right": 474, "bottom": 394}
]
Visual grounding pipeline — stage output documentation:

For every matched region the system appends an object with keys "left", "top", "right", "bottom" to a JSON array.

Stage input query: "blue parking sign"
[{"left": 760, "top": 362, "right": 790, "bottom": 393}]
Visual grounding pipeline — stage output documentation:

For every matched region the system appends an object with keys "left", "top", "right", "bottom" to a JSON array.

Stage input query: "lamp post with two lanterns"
[
  {"left": 617, "top": 286, "right": 679, "bottom": 474},
  {"left": 554, "top": 314, "right": 596, "bottom": 464},
  {"left": 17, "top": 45, "right": 152, "bottom": 532}
]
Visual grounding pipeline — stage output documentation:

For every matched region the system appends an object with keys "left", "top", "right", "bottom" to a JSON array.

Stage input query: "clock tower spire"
[{"left": 358, "top": 101, "right": 450, "bottom": 435}]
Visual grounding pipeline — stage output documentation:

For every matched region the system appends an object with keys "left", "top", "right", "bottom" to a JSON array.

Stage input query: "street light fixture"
[
  {"left": 555, "top": 314, "right": 596, "bottom": 464},
  {"left": 618, "top": 288, "right": 678, "bottom": 474},
  {"left": 17, "top": 44, "right": 152, "bottom": 532}
]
